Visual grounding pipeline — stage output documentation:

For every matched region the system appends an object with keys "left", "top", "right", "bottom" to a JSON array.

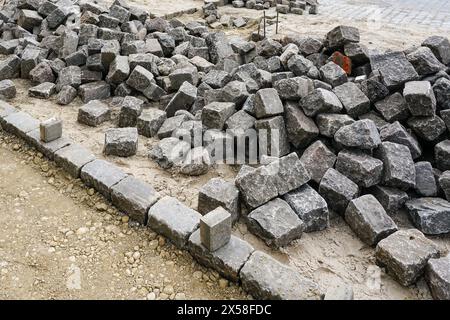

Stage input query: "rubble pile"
[
  {"left": 0, "top": 0, "right": 449, "bottom": 296},
  {"left": 230, "top": 0, "right": 318, "bottom": 15},
  {"left": 202, "top": 2, "right": 253, "bottom": 29}
]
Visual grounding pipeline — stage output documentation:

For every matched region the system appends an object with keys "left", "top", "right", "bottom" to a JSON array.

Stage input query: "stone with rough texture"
[
  {"left": 433, "top": 77, "right": 450, "bottom": 110},
  {"left": 246, "top": 198, "right": 304, "bottom": 248},
  {"left": 137, "top": 108, "right": 166, "bottom": 138},
  {"left": 345, "top": 195, "right": 398, "bottom": 246},
  {"left": 235, "top": 152, "right": 310, "bottom": 209},
  {"left": 405, "top": 197, "right": 450, "bottom": 235},
  {"left": 148, "top": 196, "right": 201, "bottom": 248},
  {"left": 0, "top": 80, "right": 16, "bottom": 99},
  {"left": 370, "top": 186, "right": 409, "bottom": 214},
  {"left": 300, "top": 88, "right": 343, "bottom": 117},
  {"left": 118, "top": 96, "right": 144, "bottom": 127},
  {"left": 25, "top": 129, "right": 72, "bottom": 161},
  {"left": 333, "top": 82, "right": 370, "bottom": 117},
  {"left": 198, "top": 178, "right": 239, "bottom": 223},
  {"left": 284, "top": 102, "right": 318, "bottom": 149},
  {"left": 422, "top": 36, "right": 450, "bottom": 65},
  {"left": 408, "top": 115, "right": 446, "bottom": 142},
  {"left": 2, "top": 111, "right": 39, "bottom": 140},
  {"left": 253, "top": 88, "right": 284, "bottom": 119},
  {"left": 165, "top": 81, "right": 197, "bottom": 117},
  {"left": 300, "top": 140, "right": 336, "bottom": 184},
  {"left": 188, "top": 230, "right": 254, "bottom": 282},
  {"left": 326, "top": 25, "right": 360, "bottom": 49},
  {"left": 374, "top": 93, "right": 410, "bottom": 122},
  {"left": 435, "top": 140, "right": 450, "bottom": 171},
  {"left": 202, "top": 102, "right": 235, "bottom": 130},
  {"left": 57, "top": 85, "right": 78, "bottom": 105},
  {"left": 376, "top": 141, "right": 416, "bottom": 190},
  {"left": 335, "top": 119, "right": 381, "bottom": 150},
  {"left": 316, "top": 113, "right": 354, "bottom": 137},
  {"left": 336, "top": 149, "right": 383, "bottom": 188},
  {"left": 78, "top": 100, "right": 110, "bottom": 127},
  {"left": 78, "top": 81, "right": 110, "bottom": 103},
  {"left": 240, "top": 251, "right": 321, "bottom": 300},
  {"left": 80, "top": 159, "right": 128, "bottom": 199},
  {"left": 104, "top": 127, "right": 138, "bottom": 157},
  {"left": 149, "top": 137, "right": 191, "bottom": 169},
  {"left": 375, "top": 229, "right": 440, "bottom": 286},
  {"left": 426, "top": 255, "right": 450, "bottom": 300},
  {"left": 439, "top": 171, "right": 450, "bottom": 201},
  {"left": 254, "top": 116, "right": 290, "bottom": 157},
  {"left": 380, "top": 121, "right": 422, "bottom": 159},
  {"left": 28, "top": 82, "right": 55, "bottom": 99},
  {"left": 273, "top": 77, "right": 313, "bottom": 100},
  {"left": 54, "top": 144, "right": 95, "bottom": 178},
  {"left": 415, "top": 162, "right": 438, "bottom": 197},
  {"left": 39, "top": 117, "right": 62, "bottom": 143},
  {"left": 320, "top": 62, "right": 348, "bottom": 87},
  {"left": 283, "top": 184, "right": 329, "bottom": 232},
  {"left": 111, "top": 176, "right": 160, "bottom": 225},
  {"left": 370, "top": 51, "right": 418, "bottom": 90},
  {"left": 403, "top": 81, "right": 436, "bottom": 117},
  {"left": 407, "top": 46, "right": 444, "bottom": 76},
  {"left": 200, "top": 207, "right": 231, "bottom": 252}
]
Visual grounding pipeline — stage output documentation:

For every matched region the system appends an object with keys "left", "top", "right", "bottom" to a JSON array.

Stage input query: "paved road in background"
[{"left": 320, "top": 0, "right": 450, "bottom": 30}]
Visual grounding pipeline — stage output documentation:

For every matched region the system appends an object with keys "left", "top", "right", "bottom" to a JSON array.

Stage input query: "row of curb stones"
[{"left": 0, "top": 99, "right": 323, "bottom": 300}]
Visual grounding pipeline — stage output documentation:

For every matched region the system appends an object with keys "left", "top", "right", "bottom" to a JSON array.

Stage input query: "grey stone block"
[
  {"left": 106, "top": 55, "right": 130, "bottom": 84},
  {"left": 375, "top": 229, "right": 440, "bottom": 286},
  {"left": 246, "top": 198, "right": 304, "bottom": 248},
  {"left": 300, "top": 88, "right": 343, "bottom": 117},
  {"left": 77, "top": 100, "right": 111, "bottom": 127},
  {"left": 439, "top": 171, "right": 450, "bottom": 201},
  {"left": 118, "top": 96, "right": 143, "bottom": 127},
  {"left": 273, "top": 77, "right": 314, "bottom": 100},
  {"left": 422, "top": 36, "right": 450, "bottom": 65},
  {"left": 326, "top": 25, "right": 359, "bottom": 48},
  {"left": 403, "top": 81, "right": 436, "bottom": 117},
  {"left": 240, "top": 251, "right": 321, "bottom": 300},
  {"left": 111, "top": 176, "right": 160, "bottom": 225},
  {"left": 254, "top": 116, "right": 290, "bottom": 157},
  {"left": 28, "top": 82, "right": 56, "bottom": 99},
  {"left": 435, "top": 140, "right": 450, "bottom": 171},
  {"left": 80, "top": 159, "right": 128, "bottom": 200},
  {"left": 345, "top": 195, "right": 398, "bottom": 246},
  {"left": 137, "top": 108, "right": 166, "bottom": 138},
  {"left": 29, "top": 62, "right": 55, "bottom": 84},
  {"left": 157, "top": 114, "right": 188, "bottom": 139},
  {"left": 370, "top": 51, "right": 418, "bottom": 90},
  {"left": 179, "top": 146, "right": 211, "bottom": 176},
  {"left": 148, "top": 196, "right": 201, "bottom": 248},
  {"left": 316, "top": 113, "right": 354, "bottom": 138},
  {"left": 335, "top": 149, "right": 383, "bottom": 188},
  {"left": 426, "top": 255, "right": 450, "bottom": 300},
  {"left": 188, "top": 229, "right": 254, "bottom": 282},
  {"left": 333, "top": 82, "right": 370, "bottom": 117},
  {"left": 376, "top": 141, "right": 415, "bottom": 190},
  {"left": 433, "top": 77, "right": 450, "bottom": 110},
  {"left": 283, "top": 184, "right": 329, "bottom": 232},
  {"left": 78, "top": 81, "right": 111, "bottom": 103},
  {"left": 40, "top": 117, "right": 62, "bottom": 143},
  {"left": 415, "top": 162, "right": 438, "bottom": 197},
  {"left": 408, "top": 115, "right": 446, "bottom": 142},
  {"left": 54, "top": 144, "right": 96, "bottom": 178},
  {"left": 380, "top": 121, "right": 422, "bottom": 159},
  {"left": 104, "top": 127, "right": 138, "bottom": 157},
  {"left": 198, "top": 177, "right": 240, "bottom": 223},
  {"left": 25, "top": 129, "right": 72, "bottom": 160},
  {"left": 202, "top": 102, "right": 235, "bottom": 130},
  {"left": 17, "top": 9, "right": 42, "bottom": 31},
  {"left": 56, "top": 66, "right": 81, "bottom": 90},
  {"left": 253, "top": 88, "right": 284, "bottom": 119},
  {"left": 284, "top": 101, "right": 318, "bottom": 149},
  {"left": 370, "top": 185, "right": 409, "bottom": 215},
  {"left": 57, "top": 85, "right": 78, "bottom": 105},
  {"left": 169, "top": 65, "right": 199, "bottom": 90},
  {"left": 200, "top": 207, "right": 231, "bottom": 252},
  {"left": 0, "top": 79, "right": 16, "bottom": 99},
  {"left": 2, "top": 111, "right": 39, "bottom": 139},
  {"left": 236, "top": 152, "right": 310, "bottom": 209},
  {"left": 300, "top": 140, "right": 336, "bottom": 184},
  {"left": 407, "top": 46, "right": 445, "bottom": 76},
  {"left": 320, "top": 62, "right": 348, "bottom": 87},
  {"left": 165, "top": 81, "right": 197, "bottom": 117},
  {"left": 405, "top": 197, "right": 450, "bottom": 235},
  {"left": 0, "top": 55, "right": 21, "bottom": 81},
  {"left": 149, "top": 137, "right": 191, "bottom": 169},
  {"left": 126, "top": 65, "right": 154, "bottom": 92},
  {"left": 334, "top": 119, "right": 381, "bottom": 150},
  {"left": 374, "top": 92, "right": 410, "bottom": 122}
]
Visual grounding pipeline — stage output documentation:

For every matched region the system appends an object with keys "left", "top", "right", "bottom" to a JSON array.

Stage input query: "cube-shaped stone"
[
  {"left": 148, "top": 196, "right": 202, "bottom": 248},
  {"left": 104, "top": 127, "right": 138, "bottom": 157},
  {"left": 253, "top": 88, "right": 284, "bottom": 119},
  {"left": 165, "top": 81, "right": 197, "bottom": 117},
  {"left": 319, "top": 168, "right": 359, "bottom": 215},
  {"left": 415, "top": 162, "right": 438, "bottom": 197},
  {"left": 408, "top": 115, "right": 446, "bottom": 142},
  {"left": 28, "top": 82, "right": 56, "bottom": 99},
  {"left": 111, "top": 176, "right": 160, "bottom": 224},
  {"left": 202, "top": 102, "right": 236, "bottom": 130},
  {"left": 200, "top": 207, "right": 232, "bottom": 252},
  {"left": 2, "top": 111, "right": 39, "bottom": 140},
  {"left": 300, "top": 88, "right": 343, "bottom": 117},
  {"left": 426, "top": 255, "right": 450, "bottom": 300},
  {"left": 283, "top": 184, "right": 329, "bottom": 232},
  {"left": 345, "top": 195, "right": 398, "bottom": 246},
  {"left": 40, "top": 117, "right": 62, "bottom": 143},
  {"left": 374, "top": 92, "right": 410, "bottom": 122},
  {"left": 316, "top": 113, "right": 354, "bottom": 138},
  {"left": 370, "top": 186, "right": 408, "bottom": 215},
  {"left": 80, "top": 159, "right": 128, "bottom": 200},
  {"left": 198, "top": 177, "right": 240, "bottom": 222},
  {"left": 300, "top": 140, "right": 336, "bottom": 184},
  {"left": 284, "top": 101, "right": 318, "bottom": 149},
  {"left": 54, "top": 144, "right": 96, "bottom": 178},
  {"left": 435, "top": 140, "right": 450, "bottom": 171},
  {"left": 405, "top": 197, "right": 450, "bottom": 235},
  {"left": 77, "top": 100, "right": 110, "bottom": 127},
  {"left": 375, "top": 229, "right": 440, "bottom": 286},
  {"left": 319, "top": 62, "right": 348, "bottom": 87},
  {"left": 118, "top": 96, "right": 144, "bottom": 127},
  {"left": 78, "top": 81, "right": 111, "bottom": 103},
  {"left": 246, "top": 198, "right": 304, "bottom": 248},
  {"left": 380, "top": 121, "right": 422, "bottom": 159},
  {"left": 403, "top": 81, "right": 436, "bottom": 117},
  {"left": 333, "top": 82, "right": 370, "bottom": 117},
  {"left": 254, "top": 116, "right": 290, "bottom": 157},
  {"left": 137, "top": 108, "right": 167, "bottom": 138},
  {"left": 335, "top": 150, "right": 383, "bottom": 188}
]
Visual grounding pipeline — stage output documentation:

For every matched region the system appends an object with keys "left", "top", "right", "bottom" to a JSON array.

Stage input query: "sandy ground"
[{"left": 0, "top": 130, "right": 247, "bottom": 299}]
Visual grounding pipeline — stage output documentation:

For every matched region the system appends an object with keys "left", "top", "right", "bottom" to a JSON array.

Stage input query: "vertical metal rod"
[
  {"left": 276, "top": 11, "right": 279, "bottom": 34},
  {"left": 263, "top": 11, "right": 266, "bottom": 38}
]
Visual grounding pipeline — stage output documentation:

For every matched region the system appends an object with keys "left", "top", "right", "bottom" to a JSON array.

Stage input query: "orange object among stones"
[{"left": 331, "top": 51, "right": 352, "bottom": 75}]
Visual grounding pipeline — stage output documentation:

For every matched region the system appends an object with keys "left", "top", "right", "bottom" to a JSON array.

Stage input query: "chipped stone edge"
[{"left": 0, "top": 102, "right": 321, "bottom": 300}]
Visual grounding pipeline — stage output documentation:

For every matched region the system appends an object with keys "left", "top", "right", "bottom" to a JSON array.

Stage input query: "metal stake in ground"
[
  {"left": 263, "top": 11, "right": 266, "bottom": 39},
  {"left": 276, "top": 11, "right": 279, "bottom": 34}
]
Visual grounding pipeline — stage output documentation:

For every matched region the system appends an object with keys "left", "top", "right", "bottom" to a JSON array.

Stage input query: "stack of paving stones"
[
  {"left": 202, "top": 2, "right": 252, "bottom": 30},
  {"left": 1, "top": 0, "right": 450, "bottom": 298},
  {"left": 229, "top": 0, "right": 318, "bottom": 15}
]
